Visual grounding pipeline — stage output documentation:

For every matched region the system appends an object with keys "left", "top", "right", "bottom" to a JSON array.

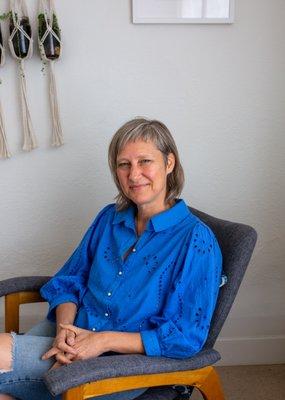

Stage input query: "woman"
[{"left": 0, "top": 118, "right": 222, "bottom": 400}]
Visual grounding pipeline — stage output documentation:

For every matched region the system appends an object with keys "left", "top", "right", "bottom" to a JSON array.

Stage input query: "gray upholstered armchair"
[{"left": 0, "top": 208, "right": 257, "bottom": 400}]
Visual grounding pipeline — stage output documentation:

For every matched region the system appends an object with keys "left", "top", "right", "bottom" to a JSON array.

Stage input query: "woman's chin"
[
  {"left": 127, "top": 188, "right": 151, "bottom": 204},
  {"left": 130, "top": 196, "right": 150, "bottom": 206}
]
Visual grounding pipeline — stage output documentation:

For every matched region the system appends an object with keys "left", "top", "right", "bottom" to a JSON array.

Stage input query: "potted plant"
[
  {"left": 9, "top": 12, "right": 32, "bottom": 59},
  {"left": 38, "top": 11, "right": 61, "bottom": 60},
  {"left": 0, "top": 22, "right": 4, "bottom": 66},
  {"left": 8, "top": 0, "right": 37, "bottom": 152},
  {"left": 0, "top": 21, "right": 11, "bottom": 158},
  {"left": 38, "top": 0, "right": 63, "bottom": 147}
]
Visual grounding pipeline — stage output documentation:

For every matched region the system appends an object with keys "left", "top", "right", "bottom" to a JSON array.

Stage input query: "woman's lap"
[
  {"left": 0, "top": 320, "right": 147, "bottom": 400},
  {"left": 0, "top": 332, "right": 55, "bottom": 400},
  {"left": 25, "top": 319, "right": 57, "bottom": 337}
]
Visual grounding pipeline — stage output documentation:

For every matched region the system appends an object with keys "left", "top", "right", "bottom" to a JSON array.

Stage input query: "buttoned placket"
[
  {"left": 103, "top": 232, "right": 145, "bottom": 315},
  {"left": 102, "top": 223, "right": 155, "bottom": 324},
  {"left": 91, "top": 230, "right": 157, "bottom": 330},
  {"left": 86, "top": 200, "right": 190, "bottom": 332}
]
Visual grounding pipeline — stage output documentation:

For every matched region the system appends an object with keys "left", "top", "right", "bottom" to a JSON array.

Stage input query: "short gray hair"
[{"left": 108, "top": 117, "right": 184, "bottom": 210}]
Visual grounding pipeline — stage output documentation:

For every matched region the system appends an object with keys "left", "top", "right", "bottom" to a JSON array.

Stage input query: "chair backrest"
[{"left": 189, "top": 207, "right": 257, "bottom": 349}]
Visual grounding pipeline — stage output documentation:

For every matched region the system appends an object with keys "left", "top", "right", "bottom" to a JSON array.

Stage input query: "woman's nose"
[{"left": 129, "top": 164, "right": 141, "bottom": 181}]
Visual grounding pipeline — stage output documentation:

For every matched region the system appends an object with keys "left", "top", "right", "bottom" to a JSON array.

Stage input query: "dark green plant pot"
[
  {"left": 10, "top": 15, "right": 32, "bottom": 58},
  {"left": 38, "top": 13, "right": 61, "bottom": 60},
  {"left": 0, "top": 23, "right": 3, "bottom": 64}
]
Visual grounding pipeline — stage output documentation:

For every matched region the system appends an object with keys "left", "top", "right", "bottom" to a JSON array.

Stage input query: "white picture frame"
[{"left": 132, "top": 0, "right": 234, "bottom": 24}]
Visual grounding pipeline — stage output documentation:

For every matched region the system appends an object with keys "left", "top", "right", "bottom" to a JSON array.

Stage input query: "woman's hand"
[
  {"left": 42, "top": 326, "right": 77, "bottom": 364},
  {"left": 59, "top": 324, "right": 108, "bottom": 361},
  {"left": 43, "top": 323, "right": 144, "bottom": 368}
]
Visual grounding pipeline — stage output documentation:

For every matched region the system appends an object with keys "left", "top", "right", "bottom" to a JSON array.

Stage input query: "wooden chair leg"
[
  {"left": 62, "top": 386, "right": 84, "bottom": 400},
  {"left": 195, "top": 366, "right": 225, "bottom": 400}
]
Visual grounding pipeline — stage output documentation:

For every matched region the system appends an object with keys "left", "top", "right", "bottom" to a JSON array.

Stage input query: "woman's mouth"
[{"left": 130, "top": 184, "right": 149, "bottom": 190}]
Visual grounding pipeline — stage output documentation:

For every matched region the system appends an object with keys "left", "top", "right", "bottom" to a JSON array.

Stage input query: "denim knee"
[{"left": 0, "top": 332, "right": 55, "bottom": 400}]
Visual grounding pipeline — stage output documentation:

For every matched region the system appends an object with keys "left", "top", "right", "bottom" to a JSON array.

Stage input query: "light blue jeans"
[{"left": 0, "top": 320, "right": 147, "bottom": 400}]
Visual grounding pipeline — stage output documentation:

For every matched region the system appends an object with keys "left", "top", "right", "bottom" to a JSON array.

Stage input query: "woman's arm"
[
  {"left": 40, "top": 205, "right": 114, "bottom": 321},
  {"left": 140, "top": 222, "right": 223, "bottom": 359},
  {"left": 42, "top": 303, "right": 78, "bottom": 364},
  {"left": 51, "top": 324, "right": 145, "bottom": 361},
  {"left": 103, "top": 331, "right": 144, "bottom": 354},
  {"left": 56, "top": 302, "right": 77, "bottom": 333}
]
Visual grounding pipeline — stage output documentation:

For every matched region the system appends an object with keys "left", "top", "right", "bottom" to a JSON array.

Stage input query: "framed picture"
[{"left": 132, "top": 0, "right": 234, "bottom": 24}]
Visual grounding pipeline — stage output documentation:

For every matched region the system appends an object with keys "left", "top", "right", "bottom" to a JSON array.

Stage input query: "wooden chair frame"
[{"left": 4, "top": 290, "right": 225, "bottom": 400}]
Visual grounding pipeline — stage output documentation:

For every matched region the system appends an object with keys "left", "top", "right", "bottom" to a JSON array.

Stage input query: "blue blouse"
[{"left": 40, "top": 199, "right": 222, "bottom": 359}]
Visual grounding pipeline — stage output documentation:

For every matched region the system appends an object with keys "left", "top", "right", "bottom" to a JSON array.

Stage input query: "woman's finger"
[
  {"left": 66, "top": 330, "right": 76, "bottom": 346},
  {"left": 55, "top": 351, "right": 74, "bottom": 365},
  {"left": 42, "top": 346, "right": 59, "bottom": 360},
  {"left": 60, "top": 323, "right": 82, "bottom": 336},
  {"left": 56, "top": 338, "right": 77, "bottom": 355}
]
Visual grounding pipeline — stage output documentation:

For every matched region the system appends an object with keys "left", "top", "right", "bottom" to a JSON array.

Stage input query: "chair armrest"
[
  {"left": 0, "top": 276, "right": 51, "bottom": 297},
  {"left": 44, "top": 349, "right": 220, "bottom": 396}
]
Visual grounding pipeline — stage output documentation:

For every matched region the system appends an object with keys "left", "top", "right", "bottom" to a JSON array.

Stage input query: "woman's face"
[{"left": 116, "top": 140, "right": 175, "bottom": 211}]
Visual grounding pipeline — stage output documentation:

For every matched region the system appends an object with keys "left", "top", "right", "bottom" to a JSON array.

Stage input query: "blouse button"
[
  {"left": 132, "top": 248, "right": 136, "bottom": 252},
  {"left": 104, "top": 312, "right": 109, "bottom": 317},
  {"left": 118, "top": 271, "right": 123, "bottom": 275},
  {"left": 92, "top": 327, "right": 96, "bottom": 331},
  {"left": 107, "top": 292, "right": 112, "bottom": 297}
]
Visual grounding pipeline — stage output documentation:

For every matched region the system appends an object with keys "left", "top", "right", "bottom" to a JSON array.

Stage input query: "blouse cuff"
[{"left": 140, "top": 330, "right": 162, "bottom": 356}]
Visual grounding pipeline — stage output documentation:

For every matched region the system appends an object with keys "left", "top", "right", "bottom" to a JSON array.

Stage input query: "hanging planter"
[
  {"left": 9, "top": 0, "right": 37, "bottom": 152},
  {"left": 38, "top": 0, "right": 63, "bottom": 147},
  {"left": 0, "top": 22, "right": 5, "bottom": 65},
  {"left": 0, "top": 21, "right": 11, "bottom": 159}
]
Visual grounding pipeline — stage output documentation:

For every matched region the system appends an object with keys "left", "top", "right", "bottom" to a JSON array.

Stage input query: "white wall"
[{"left": 0, "top": 0, "right": 284, "bottom": 365}]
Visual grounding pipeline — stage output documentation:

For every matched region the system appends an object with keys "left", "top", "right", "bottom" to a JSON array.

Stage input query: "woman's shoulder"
[
  {"left": 98, "top": 203, "right": 116, "bottom": 215},
  {"left": 187, "top": 213, "right": 219, "bottom": 249},
  {"left": 90, "top": 203, "right": 116, "bottom": 226},
  {"left": 169, "top": 200, "right": 217, "bottom": 243}
]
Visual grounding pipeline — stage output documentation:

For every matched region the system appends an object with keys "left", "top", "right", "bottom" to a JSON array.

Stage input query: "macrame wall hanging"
[
  {"left": 38, "top": 0, "right": 63, "bottom": 147},
  {"left": 0, "top": 21, "right": 11, "bottom": 158},
  {"left": 9, "top": 0, "right": 37, "bottom": 152}
]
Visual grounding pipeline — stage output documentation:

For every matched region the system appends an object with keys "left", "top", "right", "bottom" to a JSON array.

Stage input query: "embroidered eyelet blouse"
[{"left": 40, "top": 199, "right": 222, "bottom": 359}]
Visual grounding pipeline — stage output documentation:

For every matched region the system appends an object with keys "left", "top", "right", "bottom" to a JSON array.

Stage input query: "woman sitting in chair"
[{"left": 0, "top": 118, "right": 222, "bottom": 400}]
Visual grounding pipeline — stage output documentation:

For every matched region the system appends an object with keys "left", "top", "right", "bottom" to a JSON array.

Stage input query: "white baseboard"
[{"left": 215, "top": 335, "right": 285, "bottom": 365}]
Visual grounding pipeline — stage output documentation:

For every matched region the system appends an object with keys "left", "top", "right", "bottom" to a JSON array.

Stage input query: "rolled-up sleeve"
[
  {"left": 40, "top": 204, "right": 113, "bottom": 321},
  {"left": 141, "top": 222, "right": 222, "bottom": 359}
]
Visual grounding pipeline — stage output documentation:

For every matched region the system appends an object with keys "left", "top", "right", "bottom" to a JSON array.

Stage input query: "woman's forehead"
[{"left": 117, "top": 139, "right": 159, "bottom": 157}]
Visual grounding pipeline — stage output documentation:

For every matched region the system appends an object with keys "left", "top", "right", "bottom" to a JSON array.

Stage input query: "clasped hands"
[{"left": 42, "top": 324, "right": 107, "bottom": 369}]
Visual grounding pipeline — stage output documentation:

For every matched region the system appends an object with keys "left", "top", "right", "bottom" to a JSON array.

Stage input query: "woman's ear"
[{"left": 166, "top": 153, "right": 175, "bottom": 174}]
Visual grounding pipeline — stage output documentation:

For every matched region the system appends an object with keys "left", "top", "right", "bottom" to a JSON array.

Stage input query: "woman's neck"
[{"left": 135, "top": 200, "right": 174, "bottom": 236}]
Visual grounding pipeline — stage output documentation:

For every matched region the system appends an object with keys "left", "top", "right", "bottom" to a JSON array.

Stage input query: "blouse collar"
[{"left": 113, "top": 199, "right": 191, "bottom": 232}]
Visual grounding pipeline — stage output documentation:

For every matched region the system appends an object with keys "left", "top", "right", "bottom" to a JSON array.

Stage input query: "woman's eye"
[{"left": 117, "top": 162, "right": 130, "bottom": 168}]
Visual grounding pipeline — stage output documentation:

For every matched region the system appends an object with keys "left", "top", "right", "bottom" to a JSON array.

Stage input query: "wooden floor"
[{"left": 191, "top": 364, "right": 285, "bottom": 400}]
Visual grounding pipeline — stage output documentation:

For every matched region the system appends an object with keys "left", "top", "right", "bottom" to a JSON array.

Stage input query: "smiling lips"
[{"left": 129, "top": 184, "right": 150, "bottom": 190}]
